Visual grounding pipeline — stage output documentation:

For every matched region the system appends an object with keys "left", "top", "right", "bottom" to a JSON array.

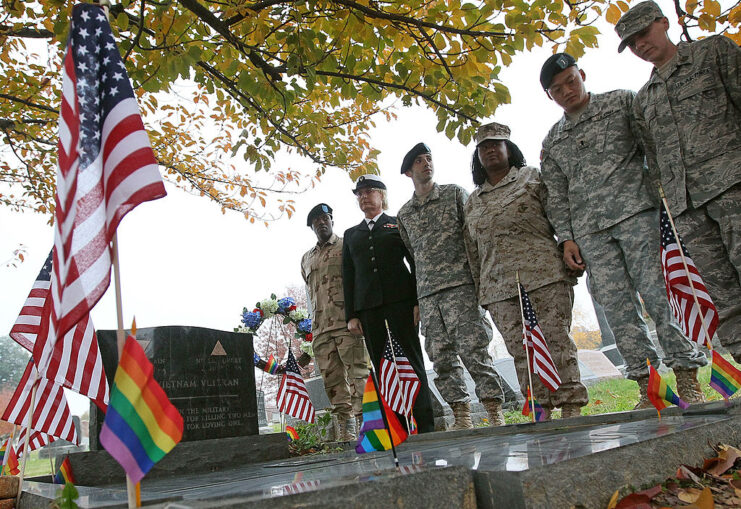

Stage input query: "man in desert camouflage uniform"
[
  {"left": 616, "top": 1, "right": 741, "bottom": 364},
  {"left": 300, "top": 203, "right": 369, "bottom": 441},
  {"left": 397, "top": 143, "right": 505, "bottom": 429},
  {"left": 539, "top": 53, "right": 706, "bottom": 406}
]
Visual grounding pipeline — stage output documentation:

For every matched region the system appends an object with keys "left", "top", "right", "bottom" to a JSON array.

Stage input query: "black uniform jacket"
[{"left": 342, "top": 213, "right": 418, "bottom": 321}]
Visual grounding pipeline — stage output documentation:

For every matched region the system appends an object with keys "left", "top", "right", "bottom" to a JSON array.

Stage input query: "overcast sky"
[{"left": 1, "top": 11, "right": 683, "bottom": 413}]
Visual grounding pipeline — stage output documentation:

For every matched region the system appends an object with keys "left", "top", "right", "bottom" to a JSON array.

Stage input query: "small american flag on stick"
[
  {"left": 660, "top": 204, "right": 718, "bottom": 347},
  {"left": 520, "top": 283, "right": 562, "bottom": 392},
  {"left": 277, "top": 351, "right": 316, "bottom": 423},
  {"left": 379, "top": 330, "right": 420, "bottom": 416}
]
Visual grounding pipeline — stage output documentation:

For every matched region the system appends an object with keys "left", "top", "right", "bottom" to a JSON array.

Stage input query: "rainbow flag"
[
  {"left": 100, "top": 334, "right": 184, "bottom": 484},
  {"left": 710, "top": 350, "right": 741, "bottom": 400},
  {"left": 0, "top": 439, "right": 6, "bottom": 464},
  {"left": 3, "top": 444, "right": 19, "bottom": 476},
  {"left": 521, "top": 387, "right": 547, "bottom": 422},
  {"left": 264, "top": 354, "right": 279, "bottom": 374},
  {"left": 285, "top": 426, "right": 299, "bottom": 441},
  {"left": 53, "top": 457, "right": 76, "bottom": 484},
  {"left": 647, "top": 360, "right": 688, "bottom": 416},
  {"left": 355, "top": 375, "right": 408, "bottom": 454}
]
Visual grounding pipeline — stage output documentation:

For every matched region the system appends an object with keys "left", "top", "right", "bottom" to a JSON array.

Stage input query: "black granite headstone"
[{"left": 90, "top": 326, "right": 257, "bottom": 449}]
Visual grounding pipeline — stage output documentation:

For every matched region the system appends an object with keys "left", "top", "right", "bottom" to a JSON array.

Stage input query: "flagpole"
[
  {"left": 368, "top": 362, "right": 400, "bottom": 471},
  {"left": 516, "top": 271, "right": 536, "bottom": 423},
  {"left": 111, "top": 235, "right": 137, "bottom": 509},
  {"left": 659, "top": 187, "right": 714, "bottom": 352},
  {"left": 384, "top": 320, "right": 412, "bottom": 433},
  {"left": 16, "top": 383, "right": 37, "bottom": 506}
]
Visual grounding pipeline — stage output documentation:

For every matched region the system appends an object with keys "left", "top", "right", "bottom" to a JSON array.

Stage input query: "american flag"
[
  {"left": 520, "top": 283, "right": 562, "bottom": 392},
  {"left": 35, "top": 3, "right": 166, "bottom": 376},
  {"left": 379, "top": 332, "right": 420, "bottom": 416},
  {"left": 10, "top": 251, "right": 108, "bottom": 409},
  {"left": 15, "top": 429, "right": 56, "bottom": 455},
  {"left": 660, "top": 204, "right": 718, "bottom": 347},
  {"left": 277, "top": 351, "right": 316, "bottom": 423},
  {"left": 1, "top": 360, "right": 79, "bottom": 445}
]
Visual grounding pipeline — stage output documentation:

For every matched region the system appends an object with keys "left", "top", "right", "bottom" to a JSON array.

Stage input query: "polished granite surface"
[{"left": 23, "top": 414, "right": 730, "bottom": 507}]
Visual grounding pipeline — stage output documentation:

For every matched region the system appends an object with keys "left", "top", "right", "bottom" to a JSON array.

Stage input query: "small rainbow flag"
[
  {"left": 264, "top": 354, "right": 279, "bottom": 375},
  {"left": 710, "top": 350, "right": 741, "bottom": 400},
  {"left": 3, "top": 444, "right": 19, "bottom": 476},
  {"left": 355, "top": 375, "right": 408, "bottom": 454},
  {"left": 521, "top": 387, "right": 547, "bottom": 422},
  {"left": 100, "top": 334, "right": 184, "bottom": 484},
  {"left": 53, "top": 457, "right": 76, "bottom": 484},
  {"left": 0, "top": 439, "right": 6, "bottom": 464},
  {"left": 285, "top": 426, "right": 299, "bottom": 441},
  {"left": 647, "top": 360, "right": 688, "bottom": 416}
]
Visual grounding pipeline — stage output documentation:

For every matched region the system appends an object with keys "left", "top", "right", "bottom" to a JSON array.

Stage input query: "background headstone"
[{"left": 90, "top": 326, "right": 257, "bottom": 449}]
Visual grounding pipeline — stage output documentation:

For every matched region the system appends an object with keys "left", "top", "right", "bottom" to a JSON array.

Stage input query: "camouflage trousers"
[
  {"left": 486, "top": 281, "right": 588, "bottom": 409},
  {"left": 419, "top": 284, "right": 504, "bottom": 404},
  {"left": 313, "top": 329, "right": 369, "bottom": 419},
  {"left": 675, "top": 184, "right": 741, "bottom": 361},
  {"left": 578, "top": 209, "right": 707, "bottom": 380}
]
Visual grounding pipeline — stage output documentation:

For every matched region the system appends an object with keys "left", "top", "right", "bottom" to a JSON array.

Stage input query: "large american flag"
[
  {"left": 1, "top": 360, "right": 79, "bottom": 445},
  {"left": 10, "top": 251, "right": 109, "bottom": 409},
  {"left": 277, "top": 351, "right": 316, "bottom": 423},
  {"left": 35, "top": 3, "right": 166, "bottom": 376},
  {"left": 379, "top": 331, "right": 420, "bottom": 416},
  {"left": 14, "top": 429, "right": 56, "bottom": 455},
  {"left": 660, "top": 204, "right": 718, "bottom": 347},
  {"left": 520, "top": 283, "right": 562, "bottom": 392}
]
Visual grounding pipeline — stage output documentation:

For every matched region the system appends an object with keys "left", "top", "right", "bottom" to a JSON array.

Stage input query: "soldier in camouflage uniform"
[
  {"left": 464, "top": 122, "right": 589, "bottom": 419},
  {"left": 539, "top": 52, "right": 706, "bottom": 406},
  {"left": 397, "top": 142, "right": 506, "bottom": 429},
  {"left": 616, "top": 1, "right": 741, "bottom": 365},
  {"left": 300, "top": 203, "right": 369, "bottom": 441}
]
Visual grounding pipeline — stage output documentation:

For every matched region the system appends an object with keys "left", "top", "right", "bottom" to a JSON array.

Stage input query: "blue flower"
[
  {"left": 241, "top": 311, "right": 262, "bottom": 330},
  {"left": 277, "top": 297, "right": 296, "bottom": 313},
  {"left": 297, "top": 318, "right": 312, "bottom": 333}
]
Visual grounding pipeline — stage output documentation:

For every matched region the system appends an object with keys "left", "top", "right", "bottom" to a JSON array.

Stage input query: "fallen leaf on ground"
[
  {"left": 678, "top": 487, "right": 704, "bottom": 503},
  {"left": 704, "top": 446, "right": 741, "bottom": 476},
  {"left": 614, "top": 493, "right": 652, "bottom": 509}
]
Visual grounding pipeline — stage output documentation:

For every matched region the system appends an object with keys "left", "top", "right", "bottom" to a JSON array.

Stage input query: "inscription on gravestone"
[{"left": 90, "top": 326, "right": 257, "bottom": 449}]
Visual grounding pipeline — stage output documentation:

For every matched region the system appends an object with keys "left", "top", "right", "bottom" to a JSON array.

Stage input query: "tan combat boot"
[
  {"left": 450, "top": 402, "right": 474, "bottom": 430},
  {"left": 335, "top": 416, "right": 354, "bottom": 442},
  {"left": 675, "top": 368, "right": 705, "bottom": 404},
  {"left": 481, "top": 398, "right": 505, "bottom": 427},
  {"left": 634, "top": 376, "right": 653, "bottom": 410},
  {"left": 355, "top": 414, "right": 363, "bottom": 434},
  {"left": 560, "top": 404, "right": 582, "bottom": 419}
]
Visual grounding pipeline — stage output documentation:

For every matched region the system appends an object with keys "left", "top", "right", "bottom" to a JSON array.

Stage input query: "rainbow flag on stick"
[
  {"left": 647, "top": 360, "right": 688, "bottom": 417},
  {"left": 264, "top": 354, "right": 279, "bottom": 375},
  {"left": 2, "top": 444, "right": 19, "bottom": 476},
  {"left": 521, "top": 387, "right": 547, "bottom": 422},
  {"left": 53, "top": 457, "right": 76, "bottom": 484},
  {"left": 100, "top": 334, "right": 184, "bottom": 484},
  {"left": 356, "top": 375, "right": 408, "bottom": 454},
  {"left": 285, "top": 426, "right": 299, "bottom": 441},
  {"left": 710, "top": 350, "right": 741, "bottom": 400}
]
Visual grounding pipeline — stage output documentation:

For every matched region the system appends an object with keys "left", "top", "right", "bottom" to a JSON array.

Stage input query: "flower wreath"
[{"left": 236, "top": 295, "right": 314, "bottom": 369}]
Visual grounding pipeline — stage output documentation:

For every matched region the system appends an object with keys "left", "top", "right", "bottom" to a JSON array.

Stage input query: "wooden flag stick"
[
  {"left": 516, "top": 271, "right": 537, "bottom": 423},
  {"left": 16, "top": 383, "right": 38, "bottom": 506},
  {"left": 384, "top": 320, "right": 412, "bottom": 433},
  {"left": 659, "top": 187, "right": 714, "bottom": 352},
  {"left": 368, "top": 362, "right": 400, "bottom": 471},
  {"left": 111, "top": 233, "right": 137, "bottom": 509}
]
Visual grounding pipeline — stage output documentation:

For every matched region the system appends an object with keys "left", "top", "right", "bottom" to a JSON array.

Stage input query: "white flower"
[
  {"left": 260, "top": 298, "right": 279, "bottom": 316},
  {"left": 289, "top": 308, "right": 308, "bottom": 321},
  {"left": 299, "top": 340, "right": 314, "bottom": 358}
]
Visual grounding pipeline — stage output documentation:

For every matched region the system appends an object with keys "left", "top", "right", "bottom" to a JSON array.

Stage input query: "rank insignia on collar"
[{"left": 384, "top": 223, "right": 398, "bottom": 229}]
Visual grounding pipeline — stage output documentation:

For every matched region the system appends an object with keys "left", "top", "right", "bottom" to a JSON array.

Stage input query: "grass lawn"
[{"left": 502, "top": 354, "right": 740, "bottom": 424}]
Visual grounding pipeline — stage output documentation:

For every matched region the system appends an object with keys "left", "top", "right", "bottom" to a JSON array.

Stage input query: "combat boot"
[
  {"left": 335, "top": 416, "right": 354, "bottom": 442},
  {"left": 481, "top": 398, "right": 505, "bottom": 427},
  {"left": 355, "top": 414, "right": 363, "bottom": 434},
  {"left": 450, "top": 402, "right": 474, "bottom": 430},
  {"left": 344, "top": 417, "right": 357, "bottom": 441},
  {"left": 675, "top": 368, "right": 705, "bottom": 404},
  {"left": 560, "top": 404, "right": 582, "bottom": 419},
  {"left": 634, "top": 376, "right": 652, "bottom": 410}
]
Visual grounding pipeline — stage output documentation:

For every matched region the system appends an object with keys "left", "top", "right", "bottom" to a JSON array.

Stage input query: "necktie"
[{"left": 368, "top": 220, "right": 375, "bottom": 229}]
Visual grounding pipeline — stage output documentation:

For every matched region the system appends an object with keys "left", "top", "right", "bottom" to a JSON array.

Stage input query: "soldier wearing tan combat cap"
[
  {"left": 463, "top": 122, "right": 588, "bottom": 420},
  {"left": 617, "top": 1, "right": 741, "bottom": 364}
]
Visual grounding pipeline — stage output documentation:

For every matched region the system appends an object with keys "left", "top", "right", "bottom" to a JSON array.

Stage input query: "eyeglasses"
[{"left": 355, "top": 188, "right": 378, "bottom": 198}]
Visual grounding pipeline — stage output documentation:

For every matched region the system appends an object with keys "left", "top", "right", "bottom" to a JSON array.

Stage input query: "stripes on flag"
[
  {"left": 34, "top": 2, "right": 165, "bottom": 380},
  {"left": 16, "top": 429, "right": 56, "bottom": 454},
  {"left": 379, "top": 332, "right": 420, "bottom": 416},
  {"left": 521, "top": 387, "right": 547, "bottom": 422},
  {"left": 277, "top": 351, "right": 316, "bottom": 423},
  {"left": 519, "top": 284, "right": 562, "bottom": 392},
  {"left": 1, "top": 359, "right": 79, "bottom": 445},
  {"left": 54, "top": 457, "right": 76, "bottom": 485},
  {"left": 355, "top": 375, "right": 408, "bottom": 454},
  {"left": 710, "top": 350, "right": 741, "bottom": 400},
  {"left": 647, "top": 360, "right": 688, "bottom": 416},
  {"left": 660, "top": 204, "right": 718, "bottom": 347}
]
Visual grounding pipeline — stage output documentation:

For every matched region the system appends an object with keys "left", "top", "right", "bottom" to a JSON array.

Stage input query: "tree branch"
[
  {"left": 0, "top": 94, "right": 58, "bottom": 114},
  {"left": 0, "top": 26, "right": 54, "bottom": 38}
]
